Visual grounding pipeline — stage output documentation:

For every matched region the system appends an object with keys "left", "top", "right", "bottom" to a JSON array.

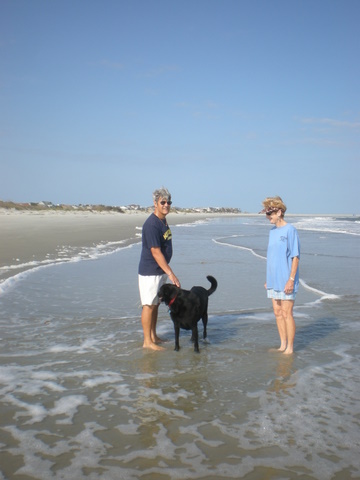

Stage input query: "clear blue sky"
[{"left": 1, "top": 0, "right": 359, "bottom": 213}]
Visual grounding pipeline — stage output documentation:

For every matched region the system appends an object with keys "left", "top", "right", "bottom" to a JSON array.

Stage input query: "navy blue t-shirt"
[{"left": 138, "top": 213, "right": 173, "bottom": 275}]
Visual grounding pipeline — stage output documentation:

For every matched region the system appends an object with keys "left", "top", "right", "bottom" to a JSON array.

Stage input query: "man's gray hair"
[{"left": 153, "top": 187, "right": 171, "bottom": 203}]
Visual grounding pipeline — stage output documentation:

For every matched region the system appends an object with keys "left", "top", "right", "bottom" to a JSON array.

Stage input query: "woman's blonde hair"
[{"left": 262, "top": 196, "right": 287, "bottom": 216}]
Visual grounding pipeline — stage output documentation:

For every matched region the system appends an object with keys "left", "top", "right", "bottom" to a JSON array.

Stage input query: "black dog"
[{"left": 158, "top": 275, "right": 217, "bottom": 353}]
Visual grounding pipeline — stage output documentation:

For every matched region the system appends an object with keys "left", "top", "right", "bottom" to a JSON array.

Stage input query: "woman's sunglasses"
[
  {"left": 160, "top": 200, "right": 172, "bottom": 205},
  {"left": 266, "top": 209, "right": 278, "bottom": 216}
]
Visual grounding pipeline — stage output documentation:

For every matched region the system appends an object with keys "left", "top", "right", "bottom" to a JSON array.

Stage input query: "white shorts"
[{"left": 138, "top": 274, "right": 168, "bottom": 306}]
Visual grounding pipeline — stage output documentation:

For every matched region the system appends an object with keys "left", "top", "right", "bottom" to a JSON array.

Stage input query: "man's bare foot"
[
  {"left": 143, "top": 341, "right": 165, "bottom": 351},
  {"left": 269, "top": 347, "right": 286, "bottom": 353},
  {"left": 153, "top": 337, "right": 167, "bottom": 344}
]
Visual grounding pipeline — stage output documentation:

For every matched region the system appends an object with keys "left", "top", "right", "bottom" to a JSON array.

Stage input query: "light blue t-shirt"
[{"left": 266, "top": 223, "right": 300, "bottom": 292}]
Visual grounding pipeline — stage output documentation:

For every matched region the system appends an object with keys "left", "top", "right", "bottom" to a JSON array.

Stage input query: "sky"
[{"left": 1, "top": 0, "right": 359, "bottom": 214}]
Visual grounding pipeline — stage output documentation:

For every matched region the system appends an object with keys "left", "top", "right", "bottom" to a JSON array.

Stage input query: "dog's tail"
[{"left": 206, "top": 275, "right": 218, "bottom": 296}]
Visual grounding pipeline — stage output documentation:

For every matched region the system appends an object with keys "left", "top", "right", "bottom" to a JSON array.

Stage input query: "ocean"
[{"left": 0, "top": 215, "right": 359, "bottom": 479}]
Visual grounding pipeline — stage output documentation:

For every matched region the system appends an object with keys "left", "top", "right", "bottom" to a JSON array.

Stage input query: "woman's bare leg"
[
  {"left": 272, "top": 299, "right": 288, "bottom": 351},
  {"left": 281, "top": 300, "right": 296, "bottom": 354}
]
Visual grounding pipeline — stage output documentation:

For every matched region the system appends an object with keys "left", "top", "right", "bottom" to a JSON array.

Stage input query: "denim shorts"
[{"left": 267, "top": 289, "right": 296, "bottom": 301}]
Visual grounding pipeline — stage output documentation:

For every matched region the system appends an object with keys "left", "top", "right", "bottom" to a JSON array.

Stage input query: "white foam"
[
  {"left": 173, "top": 219, "right": 210, "bottom": 227},
  {"left": 116, "top": 422, "right": 139, "bottom": 435},
  {"left": 47, "top": 338, "right": 101, "bottom": 354},
  {"left": 50, "top": 395, "right": 89, "bottom": 424},
  {"left": 212, "top": 237, "right": 266, "bottom": 259},
  {"left": 293, "top": 216, "right": 360, "bottom": 236},
  {"left": 0, "top": 241, "right": 138, "bottom": 298},
  {"left": 4, "top": 422, "right": 109, "bottom": 478},
  {"left": 83, "top": 372, "right": 123, "bottom": 388},
  {"left": 299, "top": 278, "right": 341, "bottom": 301}
]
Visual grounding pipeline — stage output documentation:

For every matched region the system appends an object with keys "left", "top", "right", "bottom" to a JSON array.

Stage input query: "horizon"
[
  {"left": 1, "top": 1, "right": 359, "bottom": 214},
  {"left": 0, "top": 198, "right": 357, "bottom": 216}
]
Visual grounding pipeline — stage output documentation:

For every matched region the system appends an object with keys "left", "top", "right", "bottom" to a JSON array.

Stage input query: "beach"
[
  {"left": 0, "top": 211, "right": 359, "bottom": 479},
  {"left": 0, "top": 209, "right": 219, "bottom": 283}
]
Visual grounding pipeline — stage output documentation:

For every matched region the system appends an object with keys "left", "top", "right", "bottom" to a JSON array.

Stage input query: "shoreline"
[
  {"left": 0, "top": 210, "right": 236, "bottom": 282},
  {"left": 1, "top": 209, "right": 356, "bottom": 284}
]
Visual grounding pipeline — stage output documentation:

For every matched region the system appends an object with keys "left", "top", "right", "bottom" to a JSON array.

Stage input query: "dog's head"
[{"left": 158, "top": 283, "right": 179, "bottom": 306}]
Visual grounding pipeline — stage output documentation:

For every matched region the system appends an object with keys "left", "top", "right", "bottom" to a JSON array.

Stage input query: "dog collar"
[{"left": 168, "top": 294, "right": 177, "bottom": 307}]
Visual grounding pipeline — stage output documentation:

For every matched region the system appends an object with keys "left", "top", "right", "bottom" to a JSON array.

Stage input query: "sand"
[{"left": 0, "top": 209, "right": 224, "bottom": 280}]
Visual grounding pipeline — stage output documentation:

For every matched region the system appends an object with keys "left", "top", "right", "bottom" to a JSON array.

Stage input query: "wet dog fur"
[{"left": 158, "top": 275, "right": 217, "bottom": 353}]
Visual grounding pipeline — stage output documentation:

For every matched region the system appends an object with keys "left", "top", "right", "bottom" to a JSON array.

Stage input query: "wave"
[
  {"left": 212, "top": 237, "right": 266, "bottom": 260},
  {"left": 213, "top": 237, "right": 341, "bottom": 302},
  {"left": 0, "top": 241, "right": 138, "bottom": 298},
  {"left": 173, "top": 219, "right": 211, "bottom": 228},
  {"left": 292, "top": 217, "right": 360, "bottom": 236},
  {"left": 299, "top": 278, "right": 341, "bottom": 302}
]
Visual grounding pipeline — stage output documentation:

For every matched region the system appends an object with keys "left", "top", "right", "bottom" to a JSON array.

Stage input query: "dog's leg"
[
  {"left": 202, "top": 313, "right": 208, "bottom": 340},
  {"left": 174, "top": 324, "right": 180, "bottom": 351},
  {"left": 192, "top": 326, "right": 200, "bottom": 353}
]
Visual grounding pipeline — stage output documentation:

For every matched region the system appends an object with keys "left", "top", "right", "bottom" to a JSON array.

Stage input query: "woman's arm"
[{"left": 284, "top": 256, "right": 299, "bottom": 294}]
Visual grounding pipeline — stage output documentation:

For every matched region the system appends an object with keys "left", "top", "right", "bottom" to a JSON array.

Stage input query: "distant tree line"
[{"left": 0, "top": 200, "right": 242, "bottom": 214}]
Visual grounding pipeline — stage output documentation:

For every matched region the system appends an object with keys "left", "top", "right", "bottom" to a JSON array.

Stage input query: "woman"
[{"left": 261, "top": 196, "right": 300, "bottom": 354}]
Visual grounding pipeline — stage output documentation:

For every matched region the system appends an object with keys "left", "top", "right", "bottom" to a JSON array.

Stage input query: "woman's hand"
[{"left": 284, "top": 278, "right": 294, "bottom": 294}]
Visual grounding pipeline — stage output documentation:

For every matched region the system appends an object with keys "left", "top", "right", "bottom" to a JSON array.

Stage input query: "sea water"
[{"left": 0, "top": 215, "right": 359, "bottom": 479}]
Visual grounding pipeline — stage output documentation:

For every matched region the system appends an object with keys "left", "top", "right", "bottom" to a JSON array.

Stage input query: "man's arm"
[{"left": 151, "top": 247, "right": 180, "bottom": 287}]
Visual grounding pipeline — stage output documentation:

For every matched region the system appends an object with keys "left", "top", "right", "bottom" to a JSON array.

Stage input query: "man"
[{"left": 138, "top": 187, "right": 181, "bottom": 350}]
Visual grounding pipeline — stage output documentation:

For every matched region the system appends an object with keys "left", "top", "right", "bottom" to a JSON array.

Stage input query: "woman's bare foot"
[{"left": 283, "top": 348, "right": 294, "bottom": 355}]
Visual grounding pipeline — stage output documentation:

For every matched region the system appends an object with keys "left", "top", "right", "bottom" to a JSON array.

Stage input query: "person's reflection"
[
  {"left": 268, "top": 354, "right": 296, "bottom": 396},
  {"left": 135, "top": 352, "right": 213, "bottom": 427},
  {"left": 135, "top": 353, "right": 163, "bottom": 425}
]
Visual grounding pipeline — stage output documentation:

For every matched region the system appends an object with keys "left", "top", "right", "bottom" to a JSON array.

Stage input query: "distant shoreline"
[
  {"left": 0, "top": 209, "right": 355, "bottom": 218},
  {"left": 1, "top": 199, "right": 356, "bottom": 217},
  {"left": 0, "top": 200, "right": 242, "bottom": 215}
]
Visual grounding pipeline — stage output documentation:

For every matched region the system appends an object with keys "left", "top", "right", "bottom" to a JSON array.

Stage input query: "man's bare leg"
[
  {"left": 149, "top": 305, "right": 166, "bottom": 344},
  {"left": 141, "top": 305, "right": 164, "bottom": 351}
]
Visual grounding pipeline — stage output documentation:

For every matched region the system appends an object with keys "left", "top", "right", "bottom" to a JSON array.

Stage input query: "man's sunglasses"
[{"left": 160, "top": 200, "right": 172, "bottom": 205}]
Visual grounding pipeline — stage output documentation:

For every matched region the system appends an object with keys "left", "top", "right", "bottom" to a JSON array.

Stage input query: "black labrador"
[{"left": 158, "top": 275, "right": 217, "bottom": 353}]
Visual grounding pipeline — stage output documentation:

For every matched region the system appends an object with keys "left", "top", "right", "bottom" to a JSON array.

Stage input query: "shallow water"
[{"left": 0, "top": 216, "right": 359, "bottom": 479}]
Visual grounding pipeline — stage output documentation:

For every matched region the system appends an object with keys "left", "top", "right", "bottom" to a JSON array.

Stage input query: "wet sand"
[{"left": 0, "top": 210, "right": 225, "bottom": 280}]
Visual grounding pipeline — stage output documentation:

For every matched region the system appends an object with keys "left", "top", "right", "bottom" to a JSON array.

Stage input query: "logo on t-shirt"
[{"left": 163, "top": 228, "right": 172, "bottom": 241}]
